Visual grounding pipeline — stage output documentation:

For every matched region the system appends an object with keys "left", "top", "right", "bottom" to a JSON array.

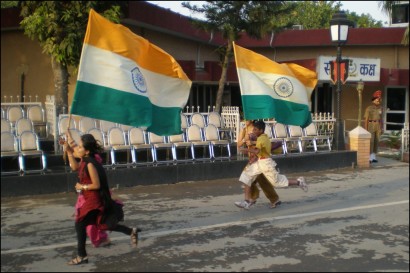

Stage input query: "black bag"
[{"left": 102, "top": 199, "right": 124, "bottom": 230}]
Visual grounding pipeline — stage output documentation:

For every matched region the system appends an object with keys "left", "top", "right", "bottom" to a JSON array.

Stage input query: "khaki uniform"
[{"left": 364, "top": 105, "right": 382, "bottom": 154}]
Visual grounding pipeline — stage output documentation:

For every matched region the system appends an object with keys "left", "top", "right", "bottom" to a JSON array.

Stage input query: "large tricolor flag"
[
  {"left": 233, "top": 43, "right": 318, "bottom": 128},
  {"left": 71, "top": 9, "right": 191, "bottom": 136}
]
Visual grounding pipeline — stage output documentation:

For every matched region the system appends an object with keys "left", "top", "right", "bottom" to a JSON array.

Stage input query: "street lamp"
[
  {"left": 330, "top": 10, "right": 352, "bottom": 150},
  {"left": 356, "top": 79, "right": 364, "bottom": 127}
]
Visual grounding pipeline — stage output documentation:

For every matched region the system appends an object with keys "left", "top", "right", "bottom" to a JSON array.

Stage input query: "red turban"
[{"left": 373, "top": 90, "right": 382, "bottom": 99}]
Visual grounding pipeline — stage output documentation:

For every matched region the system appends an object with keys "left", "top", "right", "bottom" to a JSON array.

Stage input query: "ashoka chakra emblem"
[
  {"left": 273, "top": 77, "right": 293, "bottom": 98},
  {"left": 131, "top": 67, "right": 147, "bottom": 93}
]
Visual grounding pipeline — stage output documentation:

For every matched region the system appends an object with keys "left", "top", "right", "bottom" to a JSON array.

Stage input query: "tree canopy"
[
  {"left": 18, "top": 1, "right": 126, "bottom": 114},
  {"left": 19, "top": 1, "right": 125, "bottom": 69},
  {"left": 282, "top": 1, "right": 383, "bottom": 30}
]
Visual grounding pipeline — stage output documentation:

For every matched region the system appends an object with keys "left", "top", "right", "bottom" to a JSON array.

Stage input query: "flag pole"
[{"left": 63, "top": 111, "right": 73, "bottom": 163}]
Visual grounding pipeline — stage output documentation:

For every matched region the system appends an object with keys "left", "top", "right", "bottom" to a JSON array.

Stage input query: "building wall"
[
  {"left": 1, "top": 28, "right": 408, "bottom": 132},
  {"left": 126, "top": 24, "right": 220, "bottom": 65},
  {"left": 1, "top": 31, "right": 54, "bottom": 103}
]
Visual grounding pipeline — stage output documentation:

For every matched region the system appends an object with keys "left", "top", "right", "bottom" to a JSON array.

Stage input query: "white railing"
[
  {"left": 402, "top": 123, "right": 409, "bottom": 161},
  {"left": 221, "top": 106, "right": 240, "bottom": 141},
  {"left": 311, "top": 112, "right": 336, "bottom": 142},
  {"left": 44, "top": 96, "right": 58, "bottom": 153}
]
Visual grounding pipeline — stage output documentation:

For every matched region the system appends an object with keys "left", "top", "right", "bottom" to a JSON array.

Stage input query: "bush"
[{"left": 380, "top": 131, "right": 401, "bottom": 149}]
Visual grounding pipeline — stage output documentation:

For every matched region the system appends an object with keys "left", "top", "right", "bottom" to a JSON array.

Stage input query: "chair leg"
[
  {"left": 18, "top": 155, "right": 25, "bottom": 175},
  {"left": 42, "top": 154, "right": 47, "bottom": 172},
  {"left": 313, "top": 139, "right": 318, "bottom": 152}
]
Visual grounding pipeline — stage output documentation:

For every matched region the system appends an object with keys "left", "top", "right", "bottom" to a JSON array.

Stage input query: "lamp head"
[
  {"left": 356, "top": 80, "right": 364, "bottom": 91},
  {"left": 330, "top": 10, "right": 353, "bottom": 44}
]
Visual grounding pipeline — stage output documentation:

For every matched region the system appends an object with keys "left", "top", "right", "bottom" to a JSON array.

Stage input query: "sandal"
[
  {"left": 67, "top": 256, "right": 88, "bottom": 265},
  {"left": 270, "top": 200, "right": 282, "bottom": 209},
  {"left": 130, "top": 228, "right": 142, "bottom": 246}
]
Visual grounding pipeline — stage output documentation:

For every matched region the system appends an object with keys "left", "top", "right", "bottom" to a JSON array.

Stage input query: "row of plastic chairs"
[
  {"left": 57, "top": 112, "right": 235, "bottom": 148},
  {"left": 1, "top": 105, "right": 48, "bottom": 138},
  {"left": 1, "top": 117, "right": 49, "bottom": 139},
  {"left": 264, "top": 122, "right": 332, "bottom": 154},
  {"left": 1, "top": 131, "right": 47, "bottom": 175},
  {"left": 65, "top": 123, "right": 231, "bottom": 168},
  {"left": 181, "top": 112, "right": 234, "bottom": 142}
]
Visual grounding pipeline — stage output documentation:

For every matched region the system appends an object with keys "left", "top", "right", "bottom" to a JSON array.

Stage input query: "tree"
[
  {"left": 1, "top": 1, "right": 18, "bottom": 8},
  {"left": 19, "top": 1, "right": 126, "bottom": 115},
  {"left": 346, "top": 11, "right": 383, "bottom": 28},
  {"left": 283, "top": 1, "right": 341, "bottom": 30},
  {"left": 282, "top": 1, "right": 382, "bottom": 30},
  {"left": 182, "top": 1, "right": 295, "bottom": 113},
  {"left": 378, "top": 1, "right": 409, "bottom": 45}
]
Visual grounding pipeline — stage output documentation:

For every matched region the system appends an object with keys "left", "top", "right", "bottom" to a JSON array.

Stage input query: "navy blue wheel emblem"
[
  {"left": 131, "top": 67, "right": 147, "bottom": 93},
  {"left": 273, "top": 77, "right": 293, "bottom": 98}
]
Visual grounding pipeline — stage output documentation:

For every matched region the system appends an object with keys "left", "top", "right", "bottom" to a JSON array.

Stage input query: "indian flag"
[
  {"left": 71, "top": 9, "right": 191, "bottom": 136},
  {"left": 233, "top": 43, "right": 318, "bottom": 128}
]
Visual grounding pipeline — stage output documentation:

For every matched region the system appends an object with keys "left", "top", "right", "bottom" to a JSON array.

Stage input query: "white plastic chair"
[
  {"left": 58, "top": 116, "right": 76, "bottom": 138},
  {"left": 27, "top": 105, "right": 48, "bottom": 138},
  {"left": 271, "top": 123, "right": 289, "bottom": 154},
  {"left": 79, "top": 117, "right": 97, "bottom": 134},
  {"left": 207, "top": 112, "right": 233, "bottom": 142},
  {"left": 128, "top": 127, "right": 154, "bottom": 165},
  {"left": 1, "top": 131, "right": 21, "bottom": 175},
  {"left": 191, "top": 113, "right": 207, "bottom": 129},
  {"left": 15, "top": 118, "right": 34, "bottom": 137},
  {"left": 148, "top": 132, "right": 174, "bottom": 164},
  {"left": 107, "top": 127, "right": 133, "bottom": 167},
  {"left": 303, "top": 123, "right": 332, "bottom": 152},
  {"left": 7, "top": 106, "right": 24, "bottom": 133},
  {"left": 18, "top": 131, "right": 47, "bottom": 174},
  {"left": 169, "top": 133, "right": 194, "bottom": 162},
  {"left": 285, "top": 125, "right": 309, "bottom": 153},
  {"left": 186, "top": 124, "right": 212, "bottom": 161},
  {"left": 99, "top": 120, "right": 117, "bottom": 146},
  {"left": 1, "top": 118, "right": 11, "bottom": 133},
  {"left": 265, "top": 123, "right": 285, "bottom": 155},
  {"left": 204, "top": 124, "right": 231, "bottom": 160}
]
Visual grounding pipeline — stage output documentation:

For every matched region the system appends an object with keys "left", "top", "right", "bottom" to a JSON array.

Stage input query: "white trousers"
[{"left": 239, "top": 158, "right": 289, "bottom": 188}]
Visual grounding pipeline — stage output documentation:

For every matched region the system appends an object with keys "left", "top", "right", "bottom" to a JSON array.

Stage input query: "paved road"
[{"left": 1, "top": 157, "right": 409, "bottom": 272}]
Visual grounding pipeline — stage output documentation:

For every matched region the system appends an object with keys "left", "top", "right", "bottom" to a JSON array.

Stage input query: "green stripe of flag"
[
  {"left": 71, "top": 82, "right": 183, "bottom": 135},
  {"left": 242, "top": 95, "right": 312, "bottom": 127}
]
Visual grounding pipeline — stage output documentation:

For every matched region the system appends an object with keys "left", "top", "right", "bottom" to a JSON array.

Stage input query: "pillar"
[{"left": 349, "top": 126, "right": 371, "bottom": 168}]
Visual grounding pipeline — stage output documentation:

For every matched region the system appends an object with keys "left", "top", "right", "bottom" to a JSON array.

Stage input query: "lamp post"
[
  {"left": 356, "top": 79, "right": 364, "bottom": 127},
  {"left": 330, "top": 10, "right": 352, "bottom": 150},
  {"left": 16, "top": 64, "right": 29, "bottom": 104}
]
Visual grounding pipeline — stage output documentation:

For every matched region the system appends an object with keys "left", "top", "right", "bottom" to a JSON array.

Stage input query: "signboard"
[
  {"left": 318, "top": 56, "right": 380, "bottom": 82},
  {"left": 330, "top": 59, "right": 349, "bottom": 84}
]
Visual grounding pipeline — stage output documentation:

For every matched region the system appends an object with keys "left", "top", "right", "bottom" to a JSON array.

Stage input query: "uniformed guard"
[{"left": 364, "top": 90, "right": 383, "bottom": 163}]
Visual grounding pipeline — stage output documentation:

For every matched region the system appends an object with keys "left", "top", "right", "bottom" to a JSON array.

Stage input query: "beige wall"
[
  {"left": 125, "top": 24, "right": 220, "bottom": 65},
  {"left": 259, "top": 45, "right": 409, "bottom": 69},
  {"left": 1, "top": 31, "right": 53, "bottom": 102},
  {"left": 1, "top": 30, "right": 78, "bottom": 105}
]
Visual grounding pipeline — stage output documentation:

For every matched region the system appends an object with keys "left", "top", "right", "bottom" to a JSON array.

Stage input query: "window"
[
  {"left": 392, "top": 3, "right": 409, "bottom": 24},
  {"left": 311, "top": 83, "right": 333, "bottom": 114},
  {"left": 384, "top": 87, "right": 407, "bottom": 131}
]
